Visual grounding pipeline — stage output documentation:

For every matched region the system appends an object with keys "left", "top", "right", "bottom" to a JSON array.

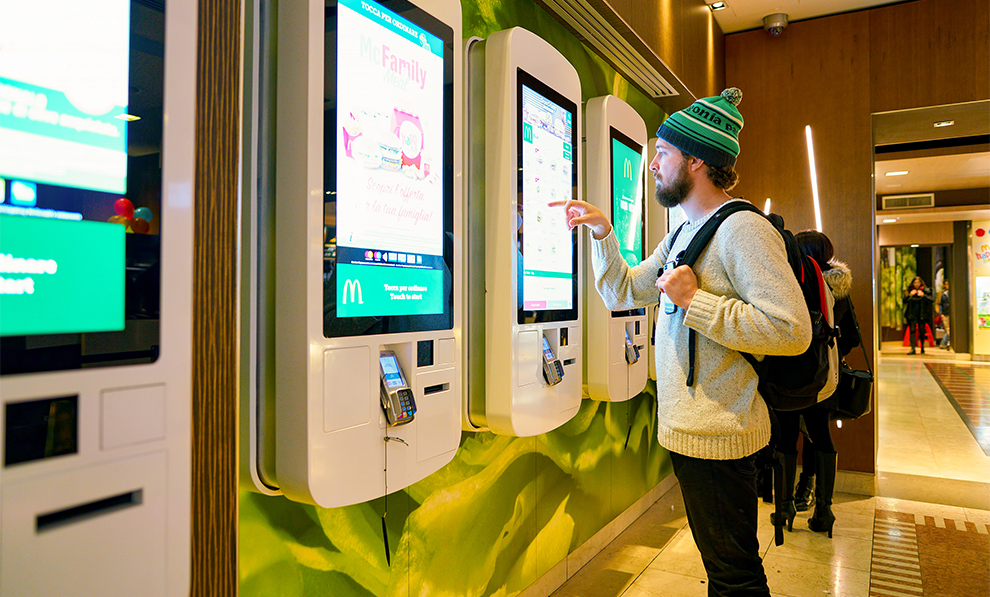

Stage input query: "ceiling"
[
  {"left": 710, "top": 0, "right": 902, "bottom": 34},
  {"left": 876, "top": 151, "right": 990, "bottom": 195},
  {"left": 874, "top": 100, "right": 990, "bottom": 197}
]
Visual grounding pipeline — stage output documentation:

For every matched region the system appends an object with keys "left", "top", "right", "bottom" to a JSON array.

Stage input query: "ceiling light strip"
[{"left": 805, "top": 125, "right": 822, "bottom": 232}]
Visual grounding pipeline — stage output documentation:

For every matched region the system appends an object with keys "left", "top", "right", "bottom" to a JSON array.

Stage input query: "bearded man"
[{"left": 551, "top": 88, "right": 811, "bottom": 597}]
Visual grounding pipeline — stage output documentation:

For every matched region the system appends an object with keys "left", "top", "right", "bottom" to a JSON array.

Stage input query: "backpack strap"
[
  {"left": 668, "top": 220, "right": 687, "bottom": 248},
  {"left": 847, "top": 298, "right": 873, "bottom": 376},
  {"left": 656, "top": 220, "right": 689, "bottom": 349},
  {"left": 672, "top": 201, "right": 765, "bottom": 387},
  {"left": 674, "top": 201, "right": 763, "bottom": 270}
]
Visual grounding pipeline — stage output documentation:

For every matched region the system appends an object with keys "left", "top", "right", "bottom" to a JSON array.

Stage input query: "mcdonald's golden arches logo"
[
  {"left": 342, "top": 279, "right": 364, "bottom": 304},
  {"left": 623, "top": 158, "right": 633, "bottom": 180}
]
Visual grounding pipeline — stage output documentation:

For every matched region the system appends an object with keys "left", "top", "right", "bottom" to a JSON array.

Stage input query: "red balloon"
[
  {"left": 114, "top": 197, "right": 135, "bottom": 218},
  {"left": 131, "top": 217, "right": 150, "bottom": 234}
]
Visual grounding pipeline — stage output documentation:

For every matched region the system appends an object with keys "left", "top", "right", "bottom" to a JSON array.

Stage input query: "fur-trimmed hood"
[{"left": 823, "top": 260, "right": 852, "bottom": 299}]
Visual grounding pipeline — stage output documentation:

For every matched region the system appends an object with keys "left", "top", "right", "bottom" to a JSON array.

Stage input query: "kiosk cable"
[{"left": 382, "top": 435, "right": 408, "bottom": 567}]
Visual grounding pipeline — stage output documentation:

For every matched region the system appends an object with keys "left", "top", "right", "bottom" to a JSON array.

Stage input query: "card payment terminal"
[
  {"left": 624, "top": 329, "right": 640, "bottom": 364},
  {"left": 541, "top": 336, "right": 564, "bottom": 386},
  {"left": 379, "top": 351, "right": 417, "bottom": 426}
]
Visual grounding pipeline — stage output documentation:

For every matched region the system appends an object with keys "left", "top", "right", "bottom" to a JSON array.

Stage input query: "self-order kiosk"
[
  {"left": 583, "top": 95, "right": 649, "bottom": 401},
  {"left": 464, "top": 27, "right": 583, "bottom": 436},
  {"left": 267, "top": 0, "right": 463, "bottom": 507},
  {"left": 0, "top": 0, "right": 195, "bottom": 593}
]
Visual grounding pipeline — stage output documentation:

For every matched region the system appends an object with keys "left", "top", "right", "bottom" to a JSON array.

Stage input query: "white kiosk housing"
[
  {"left": 0, "top": 0, "right": 195, "bottom": 593},
  {"left": 271, "top": 0, "right": 462, "bottom": 507},
  {"left": 464, "top": 28, "right": 583, "bottom": 436},
  {"left": 583, "top": 95, "right": 649, "bottom": 401}
]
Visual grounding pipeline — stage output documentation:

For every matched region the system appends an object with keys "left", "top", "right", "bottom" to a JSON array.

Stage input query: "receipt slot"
[
  {"left": 267, "top": 0, "right": 462, "bottom": 507},
  {"left": 0, "top": 0, "right": 195, "bottom": 594},
  {"left": 463, "top": 27, "right": 583, "bottom": 436},
  {"left": 583, "top": 95, "right": 648, "bottom": 401}
]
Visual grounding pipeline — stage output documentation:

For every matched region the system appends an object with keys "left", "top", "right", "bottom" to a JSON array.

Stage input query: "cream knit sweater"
[{"left": 591, "top": 200, "right": 812, "bottom": 460}]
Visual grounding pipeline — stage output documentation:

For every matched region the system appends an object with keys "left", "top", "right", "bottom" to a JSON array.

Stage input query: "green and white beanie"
[{"left": 656, "top": 88, "right": 744, "bottom": 168}]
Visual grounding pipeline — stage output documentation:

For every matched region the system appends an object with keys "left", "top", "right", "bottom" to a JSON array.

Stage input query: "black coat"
[{"left": 904, "top": 286, "right": 934, "bottom": 326}]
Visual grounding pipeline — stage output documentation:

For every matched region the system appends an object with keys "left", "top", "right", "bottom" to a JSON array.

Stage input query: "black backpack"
[{"left": 667, "top": 201, "right": 836, "bottom": 410}]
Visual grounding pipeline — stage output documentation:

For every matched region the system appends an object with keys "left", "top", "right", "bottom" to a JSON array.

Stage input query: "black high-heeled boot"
[
  {"left": 769, "top": 452, "right": 797, "bottom": 532},
  {"left": 808, "top": 451, "right": 837, "bottom": 538}
]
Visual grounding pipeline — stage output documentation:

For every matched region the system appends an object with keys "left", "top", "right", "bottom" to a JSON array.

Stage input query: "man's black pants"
[{"left": 670, "top": 451, "right": 771, "bottom": 597}]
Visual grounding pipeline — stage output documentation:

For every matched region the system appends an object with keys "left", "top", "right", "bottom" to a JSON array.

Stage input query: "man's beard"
[{"left": 655, "top": 162, "right": 693, "bottom": 208}]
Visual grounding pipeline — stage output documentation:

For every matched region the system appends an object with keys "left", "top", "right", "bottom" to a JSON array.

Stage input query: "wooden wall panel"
[
  {"left": 192, "top": 0, "right": 240, "bottom": 593},
  {"left": 608, "top": 0, "right": 726, "bottom": 99},
  {"left": 726, "top": 12, "right": 877, "bottom": 473},
  {"left": 678, "top": 0, "right": 724, "bottom": 99},
  {"left": 870, "top": 0, "right": 990, "bottom": 113},
  {"left": 878, "top": 221, "right": 955, "bottom": 246}
]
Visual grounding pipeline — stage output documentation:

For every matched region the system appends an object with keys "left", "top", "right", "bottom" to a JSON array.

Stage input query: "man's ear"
[{"left": 687, "top": 156, "right": 706, "bottom": 173}]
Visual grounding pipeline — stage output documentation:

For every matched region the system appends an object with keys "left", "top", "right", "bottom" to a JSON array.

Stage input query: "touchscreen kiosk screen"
[
  {"left": 325, "top": 0, "right": 454, "bottom": 337},
  {"left": 0, "top": 0, "right": 164, "bottom": 373},
  {"left": 610, "top": 130, "right": 645, "bottom": 268},
  {"left": 517, "top": 71, "right": 577, "bottom": 323},
  {"left": 0, "top": 2, "right": 130, "bottom": 194}
]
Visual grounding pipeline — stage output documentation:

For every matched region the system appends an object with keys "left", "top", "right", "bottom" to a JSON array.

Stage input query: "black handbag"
[{"left": 828, "top": 300, "right": 873, "bottom": 420}]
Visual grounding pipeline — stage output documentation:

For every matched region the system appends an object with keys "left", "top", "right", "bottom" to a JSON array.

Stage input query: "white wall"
[{"left": 972, "top": 220, "right": 990, "bottom": 357}]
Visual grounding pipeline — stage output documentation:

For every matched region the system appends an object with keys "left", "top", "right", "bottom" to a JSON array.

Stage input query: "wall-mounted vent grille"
[
  {"left": 539, "top": 0, "right": 681, "bottom": 99},
  {"left": 881, "top": 193, "right": 935, "bottom": 210}
]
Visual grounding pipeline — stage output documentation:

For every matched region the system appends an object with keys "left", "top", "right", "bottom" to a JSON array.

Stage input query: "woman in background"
[
  {"left": 770, "top": 230, "right": 862, "bottom": 538},
  {"left": 904, "top": 276, "right": 934, "bottom": 354}
]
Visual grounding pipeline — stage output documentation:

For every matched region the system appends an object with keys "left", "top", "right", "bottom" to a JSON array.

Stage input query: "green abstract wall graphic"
[
  {"left": 241, "top": 388, "right": 670, "bottom": 597},
  {"left": 879, "top": 246, "right": 917, "bottom": 330},
  {"left": 241, "top": 1, "right": 671, "bottom": 595}
]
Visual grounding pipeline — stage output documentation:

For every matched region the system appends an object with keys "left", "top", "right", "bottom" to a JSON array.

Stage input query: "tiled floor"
[
  {"left": 876, "top": 355, "right": 990, "bottom": 485},
  {"left": 924, "top": 361, "right": 990, "bottom": 455},
  {"left": 550, "top": 486, "right": 990, "bottom": 597},
  {"left": 548, "top": 351, "right": 990, "bottom": 597}
]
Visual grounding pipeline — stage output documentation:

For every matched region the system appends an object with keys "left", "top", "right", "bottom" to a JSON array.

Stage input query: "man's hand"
[
  {"left": 657, "top": 265, "right": 699, "bottom": 310},
  {"left": 548, "top": 200, "right": 612, "bottom": 240}
]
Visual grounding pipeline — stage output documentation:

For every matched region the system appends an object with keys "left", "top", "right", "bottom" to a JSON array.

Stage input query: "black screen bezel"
[
  {"left": 516, "top": 68, "right": 579, "bottom": 325},
  {"left": 608, "top": 126, "right": 646, "bottom": 319},
  {"left": 323, "top": 0, "right": 455, "bottom": 338}
]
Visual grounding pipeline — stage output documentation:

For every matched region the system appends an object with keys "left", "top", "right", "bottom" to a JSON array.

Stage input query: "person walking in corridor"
[
  {"left": 904, "top": 276, "right": 933, "bottom": 354},
  {"left": 938, "top": 279, "right": 951, "bottom": 349}
]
